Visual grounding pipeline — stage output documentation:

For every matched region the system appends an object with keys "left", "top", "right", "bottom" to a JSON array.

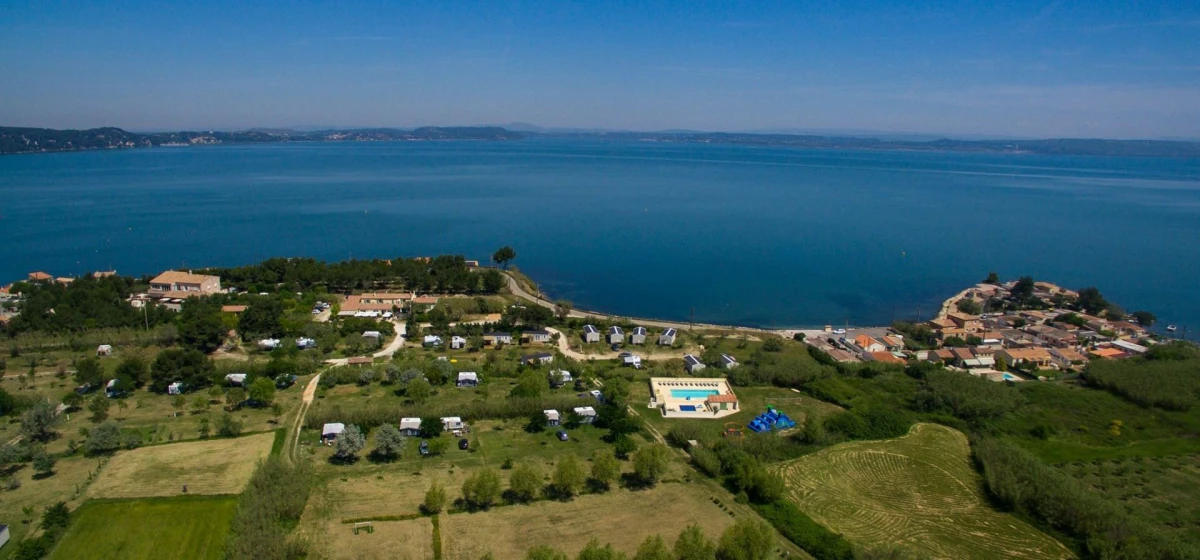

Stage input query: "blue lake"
[{"left": 1, "top": 138, "right": 1198, "bottom": 330}]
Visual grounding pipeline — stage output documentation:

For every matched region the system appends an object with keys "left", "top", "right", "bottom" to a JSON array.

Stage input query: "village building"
[
  {"left": 630, "top": 327, "right": 648, "bottom": 345},
  {"left": 149, "top": 270, "right": 222, "bottom": 297},
  {"left": 582, "top": 325, "right": 601, "bottom": 343},
  {"left": 1049, "top": 348, "right": 1088, "bottom": 369},
  {"left": 868, "top": 352, "right": 906, "bottom": 365},
  {"left": 483, "top": 332, "right": 513, "bottom": 346},
  {"left": 456, "top": 372, "right": 479, "bottom": 387},
  {"left": 450, "top": 336, "right": 467, "bottom": 350},
  {"left": 549, "top": 369, "right": 572, "bottom": 387},
  {"left": 521, "top": 329, "right": 552, "bottom": 344},
  {"left": 221, "top": 305, "right": 247, "bottom": 314},
  {"left": 683, "top": 354, "right": 705, "bottom": 374},
  {"left": 399, "top": 418, "right": 422, "bottom": 436},
  {"left": 996, "top": 347, "right": 1054, "bottom": 369},
  {"left": 321, "top": 423, "right": 345, "bottom": 442},
  {"left": 721, "top": 354, "right": 739, "bottom": 369},
  {"left": 340, "top": 292, "right": 413, "bottom": 314},
  {"left": 521, "top": 352, "right": 554, "bottom": 366},
  {"left": 659, "top": 328, "right": 677, "bottom": 346},
  {"left": 607, "top": 326, "right": 624, "bottom": 345},
  {"left": 544, "top": 409, "right": 561, "bottom": 426},
  {"left": 572, "top": 406, "right": 597, "bottom": 424},
  {"left": 96, "top": 344, "right": 113, "bottom": 356},
  {"left": 423, "top": 335, "right": 443, "bottom": 347}
]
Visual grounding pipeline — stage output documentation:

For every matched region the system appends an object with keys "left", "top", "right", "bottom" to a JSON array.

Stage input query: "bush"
[
  {"left": 225, "top": 456, "right": 313, "bottom": 560},
  {"left": 462, "top": 469, "right": 502, "bottom": 509},
  {"left": 422, "top": 482, "right": 447, "bottom": 514},
  {"left": 753, "top": 500, "right": 853, "bottom": 560},
  {"left": 217, "top": 413, "right": 244, "bottom": 437},
  {"left": 632, "top": 444, "right": 671, "bottom": 486},
  {"left": 83, "top": 422, "right": 122, "bottom": 455}
]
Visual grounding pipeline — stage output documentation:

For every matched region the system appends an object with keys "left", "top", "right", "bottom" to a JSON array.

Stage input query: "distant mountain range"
[{"left": 3, "top": 125, "right": 1200, "bottom": 158}]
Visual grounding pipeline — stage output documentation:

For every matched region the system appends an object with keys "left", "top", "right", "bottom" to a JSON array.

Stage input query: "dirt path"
[
  {"left": 323, "top": 319, "right": 407, "bottom": 366},
  {"left": 288, "top": 372, "right": 322, "bottom": 462}
]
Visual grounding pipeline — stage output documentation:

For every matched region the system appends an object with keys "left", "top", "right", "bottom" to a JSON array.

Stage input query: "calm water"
[{"left": 2, "top": 139, "right": 1199, "bottom": 330}]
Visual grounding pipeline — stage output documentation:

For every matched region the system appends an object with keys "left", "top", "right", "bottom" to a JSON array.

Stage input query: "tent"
[{"left": 747, "top": 408, "right": 797, "bottom": 433}]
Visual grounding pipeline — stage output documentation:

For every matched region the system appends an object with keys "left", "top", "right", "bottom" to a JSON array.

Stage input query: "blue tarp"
[{"left": 747, "top": 409, "right": 797, "bottom": 433}]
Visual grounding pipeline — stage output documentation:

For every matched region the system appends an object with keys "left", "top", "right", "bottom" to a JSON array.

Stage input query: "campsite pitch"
[
  {"left": 773, "top": 423, "right": 1073, "bottom": 560},
  {"left": 88, "top": 432, "right": 275, "bottom": 498},
  {"left": 49, "top": 496, "right": 236, "bottom": 560}
]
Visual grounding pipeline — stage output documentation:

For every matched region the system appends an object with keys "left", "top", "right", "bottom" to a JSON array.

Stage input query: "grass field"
[
  {"left": 48, "top": 495, "right": 237, "bottom": 560},
  {"left": 88, "top": 432, "right": 275, "bottom": 498},
  {"left": 773, "top": 423, "right": 1073, "bottom": 560},
  {"left": 1057, "top": 453, "right": 1200, "bottom": 549},
  {"left": 442, "top": 483, "right": 738, "bottom": 560},
  {"left": 0, "top": 455, "right": 103, "bottom": 560}
]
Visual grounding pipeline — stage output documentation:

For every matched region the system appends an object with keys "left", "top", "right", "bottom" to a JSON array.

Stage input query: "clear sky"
[{"left": 2, "top": 1, "right": 1198, "bottom": 138}]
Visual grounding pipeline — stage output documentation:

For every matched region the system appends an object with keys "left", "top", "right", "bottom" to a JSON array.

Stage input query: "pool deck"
[{"left": 649, "top": 377, "right": 740, "bottom": 419}]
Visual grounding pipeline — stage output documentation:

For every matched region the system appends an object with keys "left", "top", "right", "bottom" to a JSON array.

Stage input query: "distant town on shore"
[{"left": 4, "top": 124, "right": 1200, "bottom": 158}]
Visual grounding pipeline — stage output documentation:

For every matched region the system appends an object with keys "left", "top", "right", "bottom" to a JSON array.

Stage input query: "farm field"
[
  {"left": 0, "top": 456, "right": 103, "bottom": 560},
  {"left": 1057, "top": 453, "right": 1200, "bottom": 548},
  {"left": 89, "top": 432, "right": 276, "bottom": 498},
  {"left": 309, "top": 515, "right": 436, "bottom": 560},
  {"left": 48, "top": 495, "right": 237, "bottom": 560},
  {"left": 773, "top": 423, "right": 1073, "bottom": 560},
  {"left": 442, "top": 483, "right": 738, "bottom": 560}
]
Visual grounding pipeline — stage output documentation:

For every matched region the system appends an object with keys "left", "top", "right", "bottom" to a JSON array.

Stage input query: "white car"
[{"left": 832, "top": 328, "right": 846, "bottom": 335}]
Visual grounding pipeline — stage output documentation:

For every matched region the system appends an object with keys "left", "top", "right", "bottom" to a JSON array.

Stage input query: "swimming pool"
[
  {"left": 679, "top": 405, "right": 698, "bottom": 412},
  {"left": 671, "top": 389, "right": 720, "bottom": 399},
  {"left": 1002, "top": 373, "right": 1020, "bottom": 381}
]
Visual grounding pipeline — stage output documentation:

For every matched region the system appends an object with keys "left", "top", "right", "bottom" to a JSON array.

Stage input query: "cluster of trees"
[
  {"left": 683, "top": 438, "right": 784, "bottom": 504},
  {"left": 8, "top": 502, "right": 72, "bottom": 560},
  {"left": 912, "top": 368, "right": 1025, "bottom": 426},
  {"left": 205, "top": 255, "right": 503, "bottom": 293},
  {"left": 1, "top": 274, "right": 174, "bottom": 335},
  {"left": 512, "top": 520, "right": 778, "bottom": 560},
  {"left": 225, "top": 456, "right": 313, "bottom": 560},
  {"left": 1082, "top": 344, "right": 1200, "bottom": 411},
  {"left": 973, "top": 437, "right": 1194, "bottom": 559}
]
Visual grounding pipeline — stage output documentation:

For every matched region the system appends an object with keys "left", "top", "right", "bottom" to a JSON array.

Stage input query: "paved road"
[
  {"left": 545, "top": 327, "right": 689, "bottom": 362},
  {"left": 504, "top": 272, "right": 783, "bottom": 337}
]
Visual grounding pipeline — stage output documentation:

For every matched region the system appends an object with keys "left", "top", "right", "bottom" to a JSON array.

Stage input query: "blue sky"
[{"left": 2, "top": 1, "right": 1198, "bottom": 138}]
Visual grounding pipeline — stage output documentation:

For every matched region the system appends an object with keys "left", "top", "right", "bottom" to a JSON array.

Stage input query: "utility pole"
[{"left": 916, "top": 305, "right": 922, "bottom": 323}]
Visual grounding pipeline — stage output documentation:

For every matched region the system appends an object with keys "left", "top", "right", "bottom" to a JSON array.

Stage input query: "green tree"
[
  {"left": 84, "top": 421, "right": 122, "bottom": 455},
  {"left": 1132, "top": 310, "right": 1157, "bottom": 327},
  {"left": 613, "top": 435, "right": 638, "bottom": 460},
  {"left": 74, "top": 356, "right": 104, "bottom": 387},
  {"left": 578, "top": 538, "right": 627, "bottom": 560},
  {"left": 552, "top": 454, "right": 586, "bottom": 497},
  {"left": 150, "top": 348, "right": 215, "bottom": 393},
  {"left": 590, "top": 450, "right": 620, "bottom": 489},
  {"left": 1076, "top": 286, "right": 1109, "bottom": 315},
  {"left": 192, "top": 394, "right": 209, "bottom": 412},
  {"left": 492, "top": 246, "right": 517, "bottom": 269},
  {"left": 462, "top": 468, "right": 502, "bottom": 509},
  {"left": 422, "top": 482, "right": 447, "bottom": 514},
  {"left": 372, "top": 424, "right": 405, "bottom": 461},
  {"left": 42, "top": 501, "right": 70, "bottom": 529},
  {"left": 20, "top": 400, "right": 60, "bottom": 442},
  {"left": 226, "top": 387, "right": 246, "bottom": 406},
  {"left": 238, "top": 297, "right": 285, "bottom": 341},
  {"left": 426, "top": 435, "right": 448, "bottom": 455},
  {"left": 61, "top": 391, "right": 84, "bottom": 411},
  {"left": 177, "top": 298, "right": 225, "bottom": 354},
  {"left": 508, "top": 463, "right": 542, "bottom": 502},
  {"left": 674, "top": 525, "right": 716, "bottom": 560},
  {"left": 171, "top": 394, "right": 186, "bottom": 417},
  {"left": 31, "top": 447, "right": 56, "bottom": 476},
  {"left": 715, "top": 519, "right": 774, "bottom": 560},
  {"left": 247, "top": 377, "right": 276, "bottom": 405},
  {"left": 407, "top": 377, "right": 432, "bottom": 404},
  {"left": 1011, "top": 276, "right": 1036, "bottom": 302},
  {"left": 982, "top": 271, "right": 1000, "bottom": 284},
  {"left": 633, "top": 444, "right": 671, "bottom": 486},
  {"left": 554, "top": 299, "right": 573, "bottom": 321},
  {"left": 526, "top": 545, "right": 569, "bottom": 560},
  {"left": 418, "top": 416, "right": 442, "bottom": 439},
  {"left": 510, "top": 369, "right": 548, "bottom": 399},
  {"left": 956, "top": 299, "right": 983, "bottom": 315},
  {"left": 114, "top": 354, "right": 149, "bottom": 387},
  {"left": 634, "top": 535, "right": 672, "bottom": 560},
  {"left": 216, "top": 412, "right": 243, "bottom": 437},
  {"left": 88, "top": 393, "right": 110, "bottom": 423},
  {"left": 334, "top": 424, "right": 366, "bottom": 462}
]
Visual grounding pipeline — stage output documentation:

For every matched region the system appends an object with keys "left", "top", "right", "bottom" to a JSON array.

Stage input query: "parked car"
[
  {"left": 458, "top": 438, "right": 469, "bottom": 450},
  {"left": 419, "top": 440, "right": 429, "bottom": 456},
  {"left": 556, "top": 430, "right": 569, "bottom": 441}
]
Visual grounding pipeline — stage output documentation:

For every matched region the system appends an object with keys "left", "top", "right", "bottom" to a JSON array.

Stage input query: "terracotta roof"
[
  {"left": 1001, "top": 348, "right": 1052, "bottom": 360},
  {"left": 150, "top": 270, "right": 217, "bottom": 285},
  {"left": 706, "top": 393, "right": 739, "bottom": 403},
  {"left": 930, "top": 318, "right": 956, "bottom": 329},
  {"left": 1051, "top": 348, "right": 1088, "bottom": 362},
  {"left": 870, "top": 352, "right": 906, "bottom": 364},
  {"left": 882, "top": 335, "right": 904, "bottom": 347},
  {"left": 855, "top": 334, "right": 881, "bottom": 348},
  {"left": 28, "top": 271, "right": 52, "bottom": 281},
  {"left": 951, "top": 347, "right": 975, "bottom": 360},
  {"left": 1089, "top": 347, "right": 1127, "bottom": 359},
  {"left": 222, "top": 305, "right": 248, "bottom": 313},
  {"left": 55, "top": 277, "right": 74, "bottom": 285},
  {"left": 412, "top": 296, "right": 439, "bottom": 305},
  {"left": 934, "top": 349, "right": 956, "bottom": 359}
]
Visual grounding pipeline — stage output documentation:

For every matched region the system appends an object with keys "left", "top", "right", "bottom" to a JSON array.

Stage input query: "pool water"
[
  {"left": 671, "top": 389, "right": 720, "bottom": 399},
  {"left": 680, "top": 405, "right": 698, "bottom": 412},
  {"left": 1002, "top": 373, "right": 1020, "bottom": 381}
]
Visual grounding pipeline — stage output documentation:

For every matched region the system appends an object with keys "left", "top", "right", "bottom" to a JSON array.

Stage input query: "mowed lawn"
[
  {"left": 442, "top": 483, "right": 737, "bottom": 560},
  {"left": 49, "top": 496, "right": 237, "bottom": 560},
  {"left": 89, "top": 432, "right": 275, "bottom": 498},
  {"left": 773, "top": 423, "right": 1073, "bottom": 560}
]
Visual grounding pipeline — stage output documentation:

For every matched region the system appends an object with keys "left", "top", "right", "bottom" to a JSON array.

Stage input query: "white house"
[
  {"left": 659, "top": 328, "right": 677, "bottom": 346},
  {"left": 258, "top": 338, "right": 281, "bottom": 350},
  {"left": 441, "top": 416, "right": 465, "bottom": 433},
  {"left": 450, "top": 336, "right": 467, "bottom": 350},
  {"left": 321, "top": 423, "right": 345, "bottom": 442},
  {"left": 362, "top": 330, "right": 382, "bottom": 339},
  {"left": 399, "top": 417, "right": 422, "bottom": 436},
  {"left": 607, "top": 326, "right": 624, "bottom": 345},
  {"left": 523, "top": 329, "right": 552, "bottom": 344},
  {"left": 721, "top": 354, "right": 739, "bottom": 369},
  {"left": 167, "top": 382, "right": 184, "bottom": 395},
  {"left": 620, "top": 352, "right": 642, "bottom": 369},
  {"left": 683, "top": 354, "right": 705, "bottom": 374},
  {"left": 522, "top": 352, "right": 554, "bottom": 366},
  {"left": 483, "top": 332, "right": 514, "bottom": 346},
  {"left": 225, "top": 373, "right": 248, "bottom": 386},
  {"left": 423, "top": 335, "right": 443, "bottom": 347},
  {"left": 630, "top": 327, "right": 648, "bottom": 345},
  {"left": 544, "top": 409, "right": 561, "bottom": 426},
  {"left": 457, "top": 371, "right": 479, "bottom": 387},
  {"left": 296, "top": 337, "right": 317, "bottom": 349},
  {"left": 1111, "top": 339, "right": 1148, "bottom": 355},
  {"left": 0, "top": 524, "right": 8, "bottom": 550},
  {"left": 582, "top": 325, "right": 601, "bottom": 343},
  {"left": 572, "top": 406, "right": 597, "bottom": 424},
  {"left": 96, "top": 344, "right": 113, "bottom": 356}
]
